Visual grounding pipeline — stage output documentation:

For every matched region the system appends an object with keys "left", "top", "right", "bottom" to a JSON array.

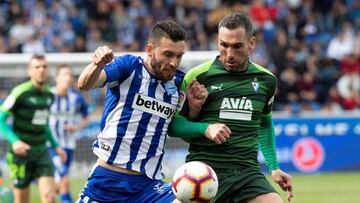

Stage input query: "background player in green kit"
[
  {"left": 0, "top": 55, "right": 66, "bottom": 203},
  {"left": 173, "top": 13, "right": 294, "bottom": 203}
]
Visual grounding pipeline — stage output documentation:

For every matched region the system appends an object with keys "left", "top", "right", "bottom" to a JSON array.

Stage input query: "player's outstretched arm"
[
  {"left": 78, "top": 46, "right": 114, "bottom": 91},
  {"left": 271, "top": 169, "right": 293, "bottom": 202},
  {"left": 168, "top": 115, "right": 231, "bottom": 144}
]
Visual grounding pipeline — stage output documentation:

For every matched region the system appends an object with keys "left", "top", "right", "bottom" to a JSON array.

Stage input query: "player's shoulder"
[
  {"left": 43, "top": 84, "right": 54, "bottom": 94},
  {"left": 249, "top": 61, "right": 276, "bottom": 79},
  {"left": 9, "top": 80, "right": 34, "bottom": 98},
  {"left": 185, "top": 59, "right": 215, "bottom": 81},
  {"left": 114, "top": 54, "right": 143, "bottom": 65}
]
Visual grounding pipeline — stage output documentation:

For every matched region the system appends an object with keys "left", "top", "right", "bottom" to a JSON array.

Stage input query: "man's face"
[
  {"left": 56, "top": 67, "right": 73, "bottom": 90},
  {"left": 28, "top": 58, "right": 49, "bottom": 87},
  {"left": 218, "top": 27, "right": 255, "bottom": 72},
  {"left": 148, "top": 37, "right": 185, "bottom": 81}
]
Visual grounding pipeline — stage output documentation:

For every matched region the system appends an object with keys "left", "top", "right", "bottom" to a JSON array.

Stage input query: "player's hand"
[
  {"left": 271, "top": 169, "right": 293, "bottom": 202},
  {"left": 12, "top": 140, "right": 30, "bottom": 156},
  {"left": 186, "top": 79, "right": 208, "bottom": 119},
  {"left": 92, "top": 46, "right": 114, "bottom": 67},
  {"left": 64, "top": 124, "right": 80, "bottom": 133},
  {"left": 56, "top": 147, "right": 67, "bottom": 163},
  {"left": 205, "top": 124, "right": 231, "bottom": 144}
]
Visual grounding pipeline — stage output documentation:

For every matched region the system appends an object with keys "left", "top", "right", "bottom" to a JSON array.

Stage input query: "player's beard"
[{"left": 151, "top": 57, "right": 175, "bottom": 81}]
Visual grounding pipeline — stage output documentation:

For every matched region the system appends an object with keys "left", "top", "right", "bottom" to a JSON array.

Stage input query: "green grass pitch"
[{"left": 27, "top": 172, "right": 360, "bottom": 203}]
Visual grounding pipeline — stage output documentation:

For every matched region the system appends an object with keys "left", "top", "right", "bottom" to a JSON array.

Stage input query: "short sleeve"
[{"left": 104, "top": 54, "right": 139, "bottom": 87}]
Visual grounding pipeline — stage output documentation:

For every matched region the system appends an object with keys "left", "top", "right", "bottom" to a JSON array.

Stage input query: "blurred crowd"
[{"left": 1, "top": 0, "right": 360, "bottom": 114}]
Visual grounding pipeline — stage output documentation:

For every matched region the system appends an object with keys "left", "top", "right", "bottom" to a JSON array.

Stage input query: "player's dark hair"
[
  {"left": 56, "top": 64, "right": 72, "bottom": 76},
  {"left": 31, "top": 54, "right": 46, "bottom": 60},
  {"left": 148, "top": 20, "right": 186, "bottom": 45},
  {"left": 218, "top": 13, "right": 253, "bottom": 38}
]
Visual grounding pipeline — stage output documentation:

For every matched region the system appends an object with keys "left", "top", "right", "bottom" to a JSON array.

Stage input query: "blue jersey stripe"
[
  {"left": 56, "top": 95, "right": 61, "bottom": 111},
  {"left": 140, "top": 82, "right": 171, "bottom": 175},
  {"left": 108, "top": 66, "right": 142, "bottom": 164},
  {"left": 64, "top": 95, "right": 70, "bottom": 146},
  {"left": 126, "top": 81, "right": 158, "bottom": 170},
  {"left": 55, "top": 95, "right": 61, "bottom": 139},
  {"left": 55, "top": 120, "right": 60, "bottom": 139}
]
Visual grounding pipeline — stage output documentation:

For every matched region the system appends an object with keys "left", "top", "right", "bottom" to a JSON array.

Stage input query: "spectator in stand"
[
  {"left": 296, "top": 71, "right": 320, "bottom": 111},
  {"left": 326, "top": 29, "right": 353, "bottom": 61},
  {"left": 321, "top": 85, "right": 343, "bottom": 113},
  {"left": 337, "top": 56, "right": 360, "bottom": 110},
  {"left": 276, "top": 66, "right": 300, "bottom": 113}
]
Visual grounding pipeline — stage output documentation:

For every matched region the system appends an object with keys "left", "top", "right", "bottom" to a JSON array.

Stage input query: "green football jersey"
[
  {"left": 0, "top": 81, "right": 54, "bottom": 156},
  {"left": 181, "top": 57, "right": 277, "bottom": 169}
]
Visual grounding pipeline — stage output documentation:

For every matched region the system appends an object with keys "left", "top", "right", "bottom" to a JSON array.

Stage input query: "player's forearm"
[
  {"left": 258, "top": 114, "right": 279, "bottom": 173},
  {"left": 168, "top": 114, "right": 208, "bottom": 139},
  {"left": 78, "top": 62, "right": 105, "bottom": 91},
  {"left": 0, "top": 111, "right": 20, "bottom": 145}
]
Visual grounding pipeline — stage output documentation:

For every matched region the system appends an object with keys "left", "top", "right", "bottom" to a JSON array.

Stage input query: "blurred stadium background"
[{"left": 1, "top": 0, "right": 360, "bottom": 202}]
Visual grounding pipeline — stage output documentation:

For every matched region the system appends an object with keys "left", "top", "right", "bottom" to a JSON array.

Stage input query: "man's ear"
[
  {"left": 248, "top": 36, "right": 256, "bottom": 52},
  {"left": 146, "top": 44, "right": 153, "bottom": 58}
]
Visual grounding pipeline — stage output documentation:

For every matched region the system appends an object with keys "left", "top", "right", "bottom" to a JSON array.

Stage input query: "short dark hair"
[
  {"left": 218, "top": 13, "right": 253, "bottom": 38},
  {"left": 56, "top": 64, "right": 72, "bottom": 76},
  {"left": 148, "top": 20, "right": 186, "bottom": 45},
  {"left": 31, "top": 54, "right": 46, "bottom": 61}
]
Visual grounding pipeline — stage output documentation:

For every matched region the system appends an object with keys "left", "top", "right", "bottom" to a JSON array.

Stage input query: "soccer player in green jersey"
[
  {"left": 0, "top": 55, "right": 67, "bottom": 203},
  {"left": 172, "top": 13, "right": 293, "bottom": 203}
]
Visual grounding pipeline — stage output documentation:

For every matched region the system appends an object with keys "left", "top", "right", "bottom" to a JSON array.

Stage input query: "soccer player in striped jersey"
[
  {"left": 48, "top": 64, "right": 89, "bottom": 203},
  {"left": 0, "top": 54, "right": 67, "bottom": 203},
  {"left": 76, "top": 20, "right": 230, "bottom": 203},
  {"left": 172, "top": 13, "right": 294, "bottom": 203}
]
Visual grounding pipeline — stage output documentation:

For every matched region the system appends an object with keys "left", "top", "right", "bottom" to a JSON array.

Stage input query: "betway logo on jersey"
[
  {"left": 219, "top": 97, "right": 253, "bottom": 121},
  {"left": 132, "top": 93, "right": 176, "bottom": 119}
]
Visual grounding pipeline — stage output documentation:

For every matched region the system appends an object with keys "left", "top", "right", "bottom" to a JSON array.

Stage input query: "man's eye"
[{"left": 221, "top": 44, "right": 228, "bottom": 48}]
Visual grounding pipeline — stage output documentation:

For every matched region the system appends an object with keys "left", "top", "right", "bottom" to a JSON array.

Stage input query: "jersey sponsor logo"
[
  {"left": 132, "top": 93, "right": 176, "bottom": 119},
  {"left": 32, "top": 109, "right": 49, "bottom": 125},
  {"left": 219, "top": 97, "right": 253, "bottom": 121},
  {"left": 252, "top": 78, "right": 259, "bottom": 93},
  {"left": 164, "top": 82, "right": 177, "bottom": 95},
  {"left": 210, "top": 84, "right": 223, "bottom": 91},
  {"left": 292, "top": 137, "right": 325, "bottom": 172}
]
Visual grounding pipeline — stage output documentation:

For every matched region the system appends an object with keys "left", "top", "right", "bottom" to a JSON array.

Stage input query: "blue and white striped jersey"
[
  {"left": 49, "top": 88, "right": 89, "bottom": 149},
  {"left": 93, "top": 54, "right": 185, "bottom": 180}
]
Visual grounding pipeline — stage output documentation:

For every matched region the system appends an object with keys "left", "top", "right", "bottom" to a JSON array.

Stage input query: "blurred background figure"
[{"left": 48, "top": 64, "right": 89, "bottom": 203}]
